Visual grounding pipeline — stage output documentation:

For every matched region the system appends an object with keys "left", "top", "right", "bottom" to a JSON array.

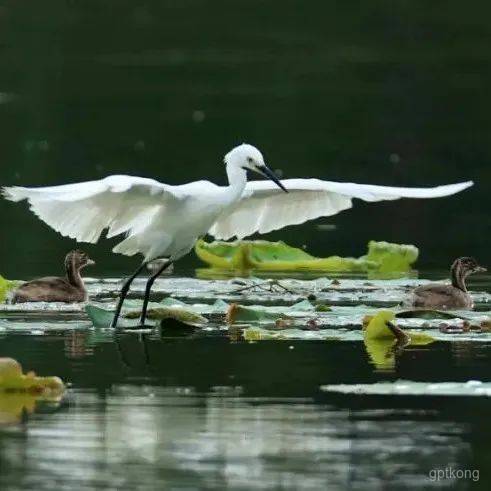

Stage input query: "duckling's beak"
[
  {"left": 86, "top": 259, "right": 96, "bottom": 266},
  {"left": 475, "top": 265, "right": 487, "bottom": 273},
  {"left": 256, "top": 165, "right": 288, "bottom": 193}
]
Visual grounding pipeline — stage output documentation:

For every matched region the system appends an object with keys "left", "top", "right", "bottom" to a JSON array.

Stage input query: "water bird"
[
  {"left": 407, "top": 257, "right": 486, "bottom": 310},
  {"left": 2, "top": 144, "right": 473, "bottom": 326},
  {"left": 12, "top": 250, "right": 94, "bottom": 303}
]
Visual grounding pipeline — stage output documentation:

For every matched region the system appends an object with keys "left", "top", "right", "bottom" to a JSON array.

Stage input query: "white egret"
[{"left": 2, "top": 143, "right": 473, "bottom": 327}]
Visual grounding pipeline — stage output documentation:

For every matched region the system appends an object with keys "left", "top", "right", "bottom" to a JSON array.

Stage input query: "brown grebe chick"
[
  {"left": 407, "top": 257, "right": 486, "bottom": 310},
  {"left": 12, "top": 250, "right": 95, "bottom": 303}
]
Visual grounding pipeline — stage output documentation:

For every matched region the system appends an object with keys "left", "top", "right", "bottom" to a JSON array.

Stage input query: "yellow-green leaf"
[
  {"left": 0, "top": 275, "right": 22, "bottom": 303},
  {"left": 0, "top": 358, "right": 65, "bottom": 397},
  {"left": 195, "top": 239, "right": 418, "bottom": 273}
]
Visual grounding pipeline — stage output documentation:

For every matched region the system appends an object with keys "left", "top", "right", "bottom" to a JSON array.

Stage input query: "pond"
[
  {"left": 0, "top": 270, "right": 490, "bottom": 490},
  {"left": 0, "top": 2, "right": 489, "bottom": 489}
]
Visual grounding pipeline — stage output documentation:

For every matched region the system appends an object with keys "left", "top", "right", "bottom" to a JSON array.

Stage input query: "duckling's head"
[
  {"left": 452, "top": 257, "right": 486, "bottom": 278},
  {"left": 64, "top": 250, "right": 95, "bottom": 271}
]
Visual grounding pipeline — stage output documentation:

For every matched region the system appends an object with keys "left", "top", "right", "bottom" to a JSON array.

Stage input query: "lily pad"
[
  {"left": 242, "top": 327, "right": 281, "bottom": 341},
  {"left": 0, "top": 393, "right": 38, "bottom": 425},
  {"left": 82, "top": 276, "right": 490, "bottom": 312},
  {"left": 362, "top": 311, "right": 435, "bottom": 370},
  {"left": 226, "top": 299, "right": 316, "bottom": 324},
  {"left": 195, "top": 239, "right": 418, "bottom": 273},
  {"left": 125, "top": 307, "right": 207, "bottom": 326},
  {"left": 320, "top": 380, "right": 491, "bottom": 397},
  {"left": 85, "top": 304, "right": 207, "bottom": 329},
  {"left": 396, "top": 309, "right": 463, "bottom": 320},
  {"left": 363, "top": 241, "right": 419, "bottom": 273},
  {"left": 86, "top": 305, "right": 131, "bottom": 329},
  {"left": 0, "top": 358, "right": 65, "bottom": 397},
  {"left": 0, "top": 275, "right": 22, "bottom": 303}
]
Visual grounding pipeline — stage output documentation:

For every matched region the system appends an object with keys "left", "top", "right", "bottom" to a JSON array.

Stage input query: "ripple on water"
[{"left": 0, "top": 387, "right": 475, "bottom": 490}]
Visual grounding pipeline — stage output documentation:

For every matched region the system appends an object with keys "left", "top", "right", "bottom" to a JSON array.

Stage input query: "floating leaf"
[
  {"left": 0, "top": 393, "right": 38, "bottom": 425},
  {"left": 226, "top": 303, "right": 288, "bottom": 324},
  {"left": 362, "top": 311, "right": 434, "bottom": 370},
  {"left": 0, "top": 275, "right": 22, "bottom": 303},
  {"left": 320, "top": 380, "right": 491, "bottom": 397},
  {"left": 0, "top": 358, "right": 65, "bottom": 397},
  {"left": 0, "top": 358, "right": 64, "bottom": 425},
  {"left": 242, "top": 327, "right": 280, "bottom": 341},
  {"left": 363, "top": 311, "right": 398, "bottom": 340},
  {"left": 125, "top": 307, "right": 207, "bottom": 326},
  {"left": 315, "top": 304, "right": 332, "bottom": 312},
  {"left": 86, "top": 305, "right": 132, "bottom": 329},
  {"left": 225, "top": 299, "right": 316, "bottom": 324},
  {"left": 195, "top": 239, "right": 418, "bottom": 273},
  {"left": 86, "top": 304, "right": 206, "bottom": 329},
  {"left": 396, "top": 309, "right": 464, "bottom": 320},
  {"left": 362, "top": 311, "right": 404, "bottom": 370},
  {"left": 362, "top": 241, "right": 418, "bottom": 273}
]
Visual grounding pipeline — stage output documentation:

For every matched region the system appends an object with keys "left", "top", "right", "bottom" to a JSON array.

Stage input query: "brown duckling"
[
  {"left": 407, "top": 257, "right": 486, "bottom": 310},
  {"left": 12, "top": 250, "right": 94, "bottom": 303}
]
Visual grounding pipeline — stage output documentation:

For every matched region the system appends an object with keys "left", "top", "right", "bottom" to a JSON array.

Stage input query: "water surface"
[{"left": 0, "top": 271, "right": 490, "bottom": 490}]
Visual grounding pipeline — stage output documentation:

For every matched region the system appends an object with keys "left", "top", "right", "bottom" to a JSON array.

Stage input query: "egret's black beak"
[{"left": 257, "top": 165, "right": 288, "bottom": 193}]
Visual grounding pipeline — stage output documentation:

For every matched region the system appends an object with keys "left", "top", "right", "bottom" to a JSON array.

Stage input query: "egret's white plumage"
[
  {"left": 2, "top": 144, "right": 472, "bottom": 262},
  {"left": 209, "top": 179, "right": 473, "bottom": 240},
  {"left": 2, "top": 143, "right": 473, "bottom": 327}
]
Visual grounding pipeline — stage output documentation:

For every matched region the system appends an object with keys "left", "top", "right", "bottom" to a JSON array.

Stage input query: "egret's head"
[{"left": 224, "top": 143, "right": 287, "bottom": 192}]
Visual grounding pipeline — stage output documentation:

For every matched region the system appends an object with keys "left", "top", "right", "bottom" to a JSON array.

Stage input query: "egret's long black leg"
[
  {"left": 140, "top": 260, "right": 173, "bottom": 326},
  {"left": 111, "top": 262, "right": 148, "bottom": 328}
]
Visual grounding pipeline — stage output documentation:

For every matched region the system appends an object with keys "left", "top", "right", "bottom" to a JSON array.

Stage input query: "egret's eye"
[{"left": 247, "top": 157, "right": 254, "bottom": 164}]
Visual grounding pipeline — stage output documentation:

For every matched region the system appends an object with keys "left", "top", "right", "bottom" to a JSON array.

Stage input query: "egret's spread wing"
[
  {"left": 2, "top": 175, "right": 186, "bottom": 243},
  {"left": 209, "top": 179, "right": 473, "bottom": 240}
]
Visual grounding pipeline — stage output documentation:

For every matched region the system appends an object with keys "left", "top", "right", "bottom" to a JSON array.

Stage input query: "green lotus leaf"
[
  {"left": 363, "top": 241, "right": 418, "bottom": 273},
  {"left": 225, "top": 300, "right": 316, "bottom": 324},
  {"left": 0, "top": 276, "right": 22, "bottom": 303},
  {"left": 124, "top": 307, "right": 207, "bottom": 325},
  {"left": 85, "top": 304, "right": 207, "bottom": 329},
  {"left": 0, "top": 358, "right": 65, "bottom": 397},
  {"left": 242, "top": 327, "right": 283, "bottom": 341},
  {"left": 396, "top": 309, "right": 465, "bottom": 320},
  {"left": 363, "top": 310, "right": 434, "bottom": 370},
  {"left": 195, "top": 239, "right": 418, "bottom": 273}
]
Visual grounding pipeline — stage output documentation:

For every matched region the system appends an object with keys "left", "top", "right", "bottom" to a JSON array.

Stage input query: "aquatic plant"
[
  {"left": 0, "top": 275, "right": 22, "bottom": 303},
  {"left": 0, "top": 357, "right": 65, "bottom": 396},
  {"left": 362, "top": 311, "right": 434, "bottom": 370},
  {"left": 195, "top": 239, "right": 418, "bottom": 273}
]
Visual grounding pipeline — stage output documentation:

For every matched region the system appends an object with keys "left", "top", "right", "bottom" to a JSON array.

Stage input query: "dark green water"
[
  {"left": 0, "top": 1, "right": 489, "bottom": 277},
  {"left": 0, "top": 2, "right": 490, "bottom": 489},
  {"left": 1, "top": 320, "right": 491, "bottom": 489},
  {"left": 0, "top": 271, "right": 490, "bottom": 490}
]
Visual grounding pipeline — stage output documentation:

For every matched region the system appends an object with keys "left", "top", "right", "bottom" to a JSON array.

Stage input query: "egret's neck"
[{"left": 225, "top": 162, "right": 248, "bottom": 202}]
